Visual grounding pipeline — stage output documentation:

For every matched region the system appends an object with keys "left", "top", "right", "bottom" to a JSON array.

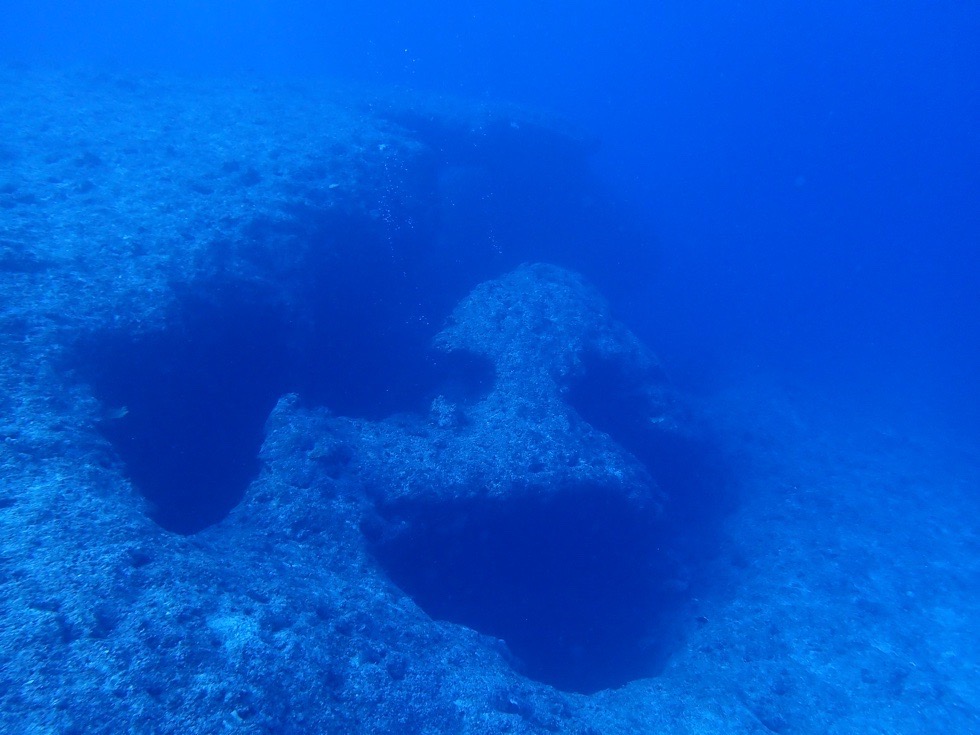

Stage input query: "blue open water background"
[{"left": 2, "top": 2, "right": 978, "bottom": 730}]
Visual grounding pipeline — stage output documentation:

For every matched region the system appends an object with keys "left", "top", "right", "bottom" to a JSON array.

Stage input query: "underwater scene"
[{"left": 0, "top": 3, "right": 977, "bottom": 733}]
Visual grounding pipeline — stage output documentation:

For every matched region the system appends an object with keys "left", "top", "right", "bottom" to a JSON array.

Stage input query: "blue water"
[
  {"left": 3, "top": 1, "right": 978, "bottom": 729},
  {"left": 7, "top": 1, "right": 976, "bottom": 428}
]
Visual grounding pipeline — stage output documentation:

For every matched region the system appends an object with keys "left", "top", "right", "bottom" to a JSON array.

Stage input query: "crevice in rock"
[
  {"left": 565, "top": 350, "right": 736, "bottom": 563},
  {"left": 75, "top": 285, "right": 290, "bottom": 535}
]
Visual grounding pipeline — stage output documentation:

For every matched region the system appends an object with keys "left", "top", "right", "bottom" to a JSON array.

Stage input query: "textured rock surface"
[
  {"left": 2, "top": 66, "right": 977, "bottom": 734},
  {"left": 355, "top": 263, "right": 673, "bottom": 510}
]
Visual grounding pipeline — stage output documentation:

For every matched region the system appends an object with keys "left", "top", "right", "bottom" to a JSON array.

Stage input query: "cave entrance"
[
  {"left": 75, "top": 287, "right": 290, "bottom": 535},
  {"left": 369, "top": 488, "right": 679, "bottom": 694}
]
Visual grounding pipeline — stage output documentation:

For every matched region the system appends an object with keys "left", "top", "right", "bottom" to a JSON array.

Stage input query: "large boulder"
[{"left": 354, "top": 262, "right": 675, "bottom": 511}]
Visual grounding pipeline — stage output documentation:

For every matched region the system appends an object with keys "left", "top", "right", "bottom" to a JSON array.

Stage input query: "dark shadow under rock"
[{"left": 369, "top": 487, "right": 673, "bottom": 694}]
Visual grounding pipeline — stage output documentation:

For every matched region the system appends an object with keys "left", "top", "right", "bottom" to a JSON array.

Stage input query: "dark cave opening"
[
  {"left": 368, "top": 488, "right": 679, "bottom": 694},
  {"left": 565, "top": 351, "right": 736, "bottom": 564},
  {"left": 75, "top": 286, "right": 291, "bottom": 534}
]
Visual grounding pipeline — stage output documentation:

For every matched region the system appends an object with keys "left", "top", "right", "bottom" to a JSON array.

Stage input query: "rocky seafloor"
[{"left": 0, "top": 66, "right": 977, "bottom": 734}]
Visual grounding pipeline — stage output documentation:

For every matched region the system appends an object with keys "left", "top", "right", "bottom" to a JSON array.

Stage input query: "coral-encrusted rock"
[{"left": 335, "top": 263, "right": 680, "bottom": 515}]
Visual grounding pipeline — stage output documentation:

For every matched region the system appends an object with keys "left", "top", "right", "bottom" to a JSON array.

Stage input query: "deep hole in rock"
[
  {"left": 76, "top": 286, "right": 291, "bottom": 534},
  {"left": 368, "top": 489, "right": 679, "bottom": 694}
]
